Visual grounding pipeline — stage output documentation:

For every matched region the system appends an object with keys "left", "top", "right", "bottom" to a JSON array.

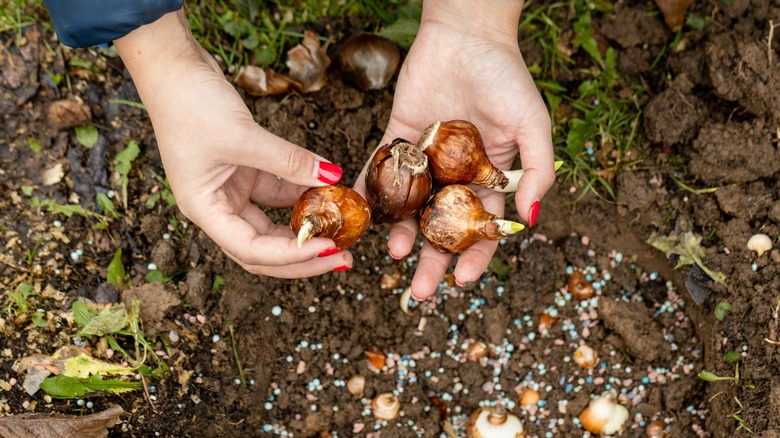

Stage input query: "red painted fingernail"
[
  {"left": 317, "top": 247, "right": 340, "bottom": 258},
  {"left": 332, "top": 265, "right": 351, "bottom": 272},
  {"left": 317, "top": 161, "right": 343, "bottom": 185},
  {"left": 528, "top": 200, "right": 540, "bottom": 228}
]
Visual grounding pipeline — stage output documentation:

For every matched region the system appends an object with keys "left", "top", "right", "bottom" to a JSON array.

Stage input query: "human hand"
[
  {"left": 114, "top": 10, "right": 352, "bottom": 277},
  {"left": 355, "top": 0, "right": 556, "bottom": 299}
]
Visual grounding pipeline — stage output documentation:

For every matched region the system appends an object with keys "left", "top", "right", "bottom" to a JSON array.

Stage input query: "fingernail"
[
  {"left": 528, "top": 200, "right": 540, "bottom": 228},
  {"left": 317, "top": 161, "right": 342, "bottom": 185},
  {"left": 456, "top": 279, "right": 475, "bottom": 288},
  {"left": 317, "top": 247, "right": 340, "bottom": 258},
  {"left": 410, "top": 291, "right": 426, "bottom": 302},
  {"left": 333, "top": 265, "right": 351, "bottom": 272},
  {"left": 389, "top": 250, "right": 402, "bottom": 260}
]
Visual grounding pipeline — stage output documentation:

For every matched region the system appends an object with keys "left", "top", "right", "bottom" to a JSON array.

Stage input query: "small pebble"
[
  {"left": 271, "top": 306, "right": 283, "bottom": 316},
  {"left": 212, "top": 334, "right": 220, "bottom": 343}
]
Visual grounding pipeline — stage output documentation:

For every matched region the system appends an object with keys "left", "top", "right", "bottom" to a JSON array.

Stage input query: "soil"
[{"left": 1, "top": 1, "right": 780, "bottom": 437}]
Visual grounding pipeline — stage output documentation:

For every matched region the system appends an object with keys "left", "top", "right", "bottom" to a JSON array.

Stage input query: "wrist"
[
  {"left": 421, "top": 0, "right": 523, "bottom": 40},
  {"left": 114, "top": 9, "right": 203, "bottom": 101}
]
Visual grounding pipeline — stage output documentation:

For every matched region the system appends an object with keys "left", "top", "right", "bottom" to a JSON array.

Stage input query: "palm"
[{"left": 360, "top": 22, "right": 554, "bottom": 299}]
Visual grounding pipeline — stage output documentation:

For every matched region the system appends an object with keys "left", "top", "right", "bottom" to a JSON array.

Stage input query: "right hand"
[{"left": 115, "top": 9, "right": 352, "bottom": 277}]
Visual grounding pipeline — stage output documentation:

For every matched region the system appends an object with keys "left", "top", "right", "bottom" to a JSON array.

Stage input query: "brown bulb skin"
[
  {"left": 420, "top": 184, "right": 505, "bottom": 253},
  {"left": 290, "top": 185, "right": 371, "bottom": 250},
  {"left": 418, "top": 120, "right": 509, "bottom": 190},
  {"left": 338, "top": 33, "right": 400, "bottom": 91},
  {"left": 365, "top": 139, "right": 432, "bottom": 224}
]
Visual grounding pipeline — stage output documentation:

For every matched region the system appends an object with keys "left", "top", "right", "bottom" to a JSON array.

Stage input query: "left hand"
[{"left": 354, "top": 0, "right": 556, "bottom": 300}]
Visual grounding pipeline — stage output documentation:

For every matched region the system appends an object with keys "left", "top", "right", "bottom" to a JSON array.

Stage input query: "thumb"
[{"left": 225, "top": 126, "right": 343, "bottom": 187}]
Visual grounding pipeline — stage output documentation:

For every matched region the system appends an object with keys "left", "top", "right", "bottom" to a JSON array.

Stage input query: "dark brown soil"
[{"left": 1, "top": 1, "right": 780, "bottom": 437}]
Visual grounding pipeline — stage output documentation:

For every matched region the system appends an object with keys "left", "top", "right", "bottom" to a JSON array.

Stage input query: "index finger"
[{"left": 513, "top": 106, "right": 556, "bottom": 223}]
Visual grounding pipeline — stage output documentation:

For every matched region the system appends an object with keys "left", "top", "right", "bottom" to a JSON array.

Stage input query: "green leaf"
[
  {"left": 107, "top": 248, "right": 126, "bottom": 287},
  {"left": 62, "top": 353, "right": 134, "bottom": 378},
  {"left": 79, "top": 304, "right": 128, "bottom": 336},
  {"left": 31, "top": 312, "right": 48, "bottom": 328},
  {"left": 254, "top": 46, "right": 277, "bottom": 67},
  {"left": 488, "top": 257, "right": 512, "bottom": 282},
  {"left": 39, "top": 374, "right": 93, "bottom": 398},
  {"left": 536, "top": 80, "right": 567, "bottom": 93},
  {"left": 39, "top": 374, "right": 141, "bottom": 398},
  {"left": 18, "top": 283, "right": 33, "bottom": 299},
  {"left": 28, "top": 137, "right": 41, "bottom": 154},
  {"left": 84, "top": 374, "right": 137, "bottom": 393},
  {"left": 75, "top": 125, "right": 99, "bottom": 149},
  {"left": 145, "top": 269, "right": 172, "bottom": 283},
  {"left": 114, "top": 141, "right": 140, "bottom": 209},
  {"left": 161, "top": 188, "right": 177, "bottom": 207},
  {"left": 566, "top": 118, "right": 595, "bottom": 155},
  {"left": 241, "top": 31, "right": 260, "bottom": 50},
  {"left": 144, "top": 192, "right": 161, "bottom": 209},
  {"left": 212, "top": 275, "right": 226, "bottom": 293},
  {"left": 69, "top": 58, "right": 93, "bottom": 70},
  {"left": 138, "top": 364, "right": 168, "bottom": 379},
  {"left": 378, "top": 6, "right": 421, "bottom": 50},
  {"left": 697, "top": 370, "right": 720, "bottom": 382},
  {"left": 37, "top": 199, "right": 97, "bottom": 219},
  {"left": 604, "top": 47, "right": 618, "bottom": 85},
  {"left": 724, "top": 350, "right": 740, "bottom": 363},
  {"left": 71, "top": 301, "right": 96, "bottom": 327},
  {"left": 714, "top": 301, "right": 733, "bottom": 321},
  {"left": 96, "top": 193, "right": 120, "bottom": 219},
  {"left": 544, "top": 91, "right": 562, "bottom": 114},
  {"left": 46, "top": 71, "right": 62, "bottom": 86},
  {"left": 686, "top": 14, "right": 707, "bottom": 30},
  {"left": 107, "top": 99, "right": 145, "bottom": 110},
  {"left": 21, "top": 185, "right": 34, "bottom": 196},
  {"left": 577, "top": 79, "right": 601, "bottom": 98},
  {"left": 114, "top": 141, "right": 140, "bottom": 176}
]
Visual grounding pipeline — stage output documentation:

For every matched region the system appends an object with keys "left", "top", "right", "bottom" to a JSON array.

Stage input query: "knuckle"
[{"left": 284, "top": 147, "right": 310, "bottom": 178}]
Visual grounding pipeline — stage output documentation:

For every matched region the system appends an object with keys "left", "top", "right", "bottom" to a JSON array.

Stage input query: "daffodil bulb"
[
  {"left": 467, "top": 406, "right": 526, "bottom": 438},
  {"left": 579, "top": 392, "right": 629, "bottom": 435},
  {"left": 371, "top": 392, "right": 400, "bottom": 421}
]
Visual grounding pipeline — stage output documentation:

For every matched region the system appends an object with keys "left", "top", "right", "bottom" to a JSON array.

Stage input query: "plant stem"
[{"left": 229, "top": 324, "right": 246, "bottom": 385}]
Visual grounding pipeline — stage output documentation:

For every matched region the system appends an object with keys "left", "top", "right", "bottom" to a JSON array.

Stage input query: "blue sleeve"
[{"left": 43, "top": 0, "right": 185, "bottom": 48}]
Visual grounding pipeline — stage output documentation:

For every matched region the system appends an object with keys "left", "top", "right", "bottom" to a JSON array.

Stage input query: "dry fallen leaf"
[
  {"left": 41, "top": 162, "right": 65, "bottom": 186},
  {"left": 46, "top": 99, "right": 91, "bottom": 129},
  {"left": 654, "top": 0, "right": 695, "bottom": 31},
  {"left": 286, "top": 30, "right": 331, "bottom": 93},
  {"left": 14, "top": 346, "right": 134, "bottom": 395},
  {"left": 0, "top": 405, "right": 124, "bottom": 438},
  {"left": 234, "top": 65, "right": 302, "bottom": 97}
]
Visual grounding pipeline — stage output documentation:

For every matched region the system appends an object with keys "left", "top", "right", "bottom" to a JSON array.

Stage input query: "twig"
[
  {"left": 768, "top": 20, "right": 776, "bottom": 65},
  {"left": 768, "top": 296, "right": 780, "bottom": 343},
  {"left": 0, "top": 253, "right": 29, "bottom": 272},
  {"left": 140, "top": 375, "right": 158, "bottom": 412},
  {"left": 229, "top": 324, "right": 246, "bottom": 385}
]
